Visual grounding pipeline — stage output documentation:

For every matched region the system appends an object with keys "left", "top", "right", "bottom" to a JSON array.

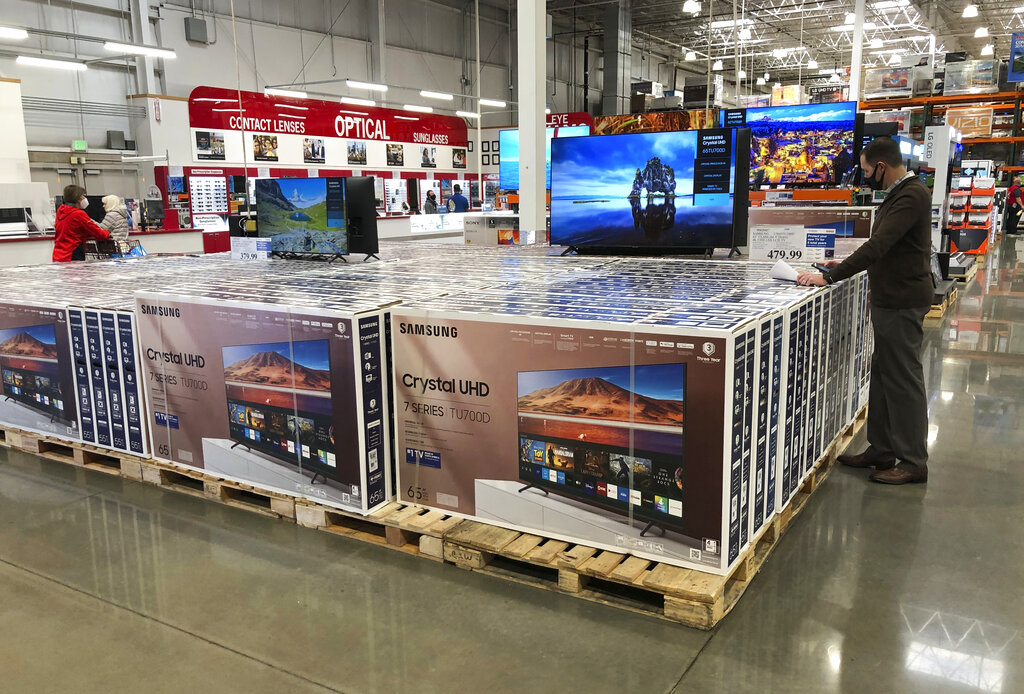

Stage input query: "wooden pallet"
[
  {"left": 441, "top": 404, "right": 868, "bottom": 630},
  {"left": 0, "top": 403, "right": 868, "bottom": 630},
  {"left": 952, "top": 263, "right": 979, "bottom": 284},
  {"left": 924, "top": 286, "right": 959, "bottom": 324}
]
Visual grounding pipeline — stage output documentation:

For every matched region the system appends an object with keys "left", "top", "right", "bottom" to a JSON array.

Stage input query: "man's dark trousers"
[{"left": 867, "top": 305, "right": 930, "bottom": 468}]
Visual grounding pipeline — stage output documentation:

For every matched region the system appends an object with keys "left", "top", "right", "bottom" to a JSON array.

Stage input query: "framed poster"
[
  {"left": 482, "top": 154, "right": 491, "bottom": 166},
  {"left": 482, "top": 140, "right": 490, "bottom": 153},
  {"left": 1011, "top": 33, "right": 1024, "bottom": 82}
]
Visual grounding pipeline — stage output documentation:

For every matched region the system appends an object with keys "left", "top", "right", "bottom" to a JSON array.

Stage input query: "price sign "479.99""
[{"left": 748, "top": 224, "right": 833, "bottom": 263}]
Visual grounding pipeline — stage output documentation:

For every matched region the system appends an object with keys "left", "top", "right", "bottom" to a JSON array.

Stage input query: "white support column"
[
  {"left": 367, "top": 0, "right": 386, "bottom": 83},
  {"left": 849, "top": 0, "right": 866, "bottom": 102},
  {"left": 129, "top": 0, "right": 157, "bottom": 94},
  {"left": 517, "top": 0, "right": 546, "bottom": 234},
  {"left": 601, "top": 0, "right": 631, "bottom": 115}
]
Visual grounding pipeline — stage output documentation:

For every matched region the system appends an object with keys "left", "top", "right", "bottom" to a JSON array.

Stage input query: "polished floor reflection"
[{"left": 2, "top": 237, "right": 1023, "bottom": 693}]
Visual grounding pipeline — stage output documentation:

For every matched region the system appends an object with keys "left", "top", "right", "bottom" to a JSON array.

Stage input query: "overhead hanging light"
[
  {"left": 710, "top": 18, "right": 753, "bottom": 29},
  {"left": 455, "top": 110, "right": 480, "bottom": 119},
  {"left": 346, "top": 79, "right": 388, "bottom": 92},
  {"left": 763, "top": 71, "right": 770, "bottom": 80},
  {"left": 807, "top": 58, "right": 819, "bottom": 69},
  {"left": 265, "top": 87, "right": 307, "bottom": 98},
  {"left": 981, "top": 43, "right": 994, "bottom": 55},
  {"left": 682, "top": 0, "right": 701, "bottom": 15},
  {"left": 974, "top": 27, "right": 989, "bottom": 38},
  {"left": 479, "top": 98, "right": 507, "bottom": 108},
  {"left": 889, "top": 53, "right": 902, "bottom": 64},
  {"left": 0, "top": 26, "right": 29, "bottom": 40},
  {"left": 756, "top": 77, "right": 766, "bottom": 86},
  {"left": 870, "top": 38, "right": 883, "bottom": 48},
  {"left": 712, "top": 59, "right": 724, "bottom": 70},
  {"left": 738, "top": 27, "right": 753, "bottom": 41},
  {"left": 16, "top": 55, "right": 86, "bottom": 71},
  {"left": 340, "top": 96, "right": 375, "bottom": 106},
  {"left": 773, "top": 82, "right": 782, "bottom": 88},
  {"left": 420, "top": 90, "right": 454, "bottom": 100},
  {"left": 844, "top": 12, "right": 856, "bottom": 24},
  {"left": 962, "top": 4, "right": 978, "bottom": 17},
  {"left": 685, "top": 51, "right": 697, "bottom": 61},
  {"left": 545, "top": 108, "right": 551, "bottom": 114},
  {"left": 738, "top": 69, "right": 747, "bottom": 78},
  {"left": 830, "top": 72, "right": 842, "bottom": 82},
  {"left": 103, "top": 41, "right": 176, "bottom": 59},
  {"left": 403, "top": 104, "right": 433, "bottom": 113}
]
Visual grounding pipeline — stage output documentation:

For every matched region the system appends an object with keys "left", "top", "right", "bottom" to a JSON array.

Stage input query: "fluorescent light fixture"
[
  {"left": 682, "top": 0, "right": 701, "bottom": 14},
  {"left": 394, "top": 115, "right": 419, "bottom": 121},
  {"left": 974, "top": 27, "right": 988, "bottom": 37},
  {"left": 420, "top": 90, "right": 454, "bottom": 100},
  {"left": 756, "top": 77, "right": 766, "bottom": 86},
  {"left": 711, "top": 18, "right": 753, "bottom": 28},
  {"left": 479, "top": 98, "right": 507, "bottom": 108},
  {"left": 16, "top": 55, "right": 86, "bottom": 71},
  {"left": 870, "top": 38, "right": 884, "bottom": 48},
  {"left": 807, "top": 58, "right": 819, "bottom": 68},
  {"left": 712, "top": 59, "right": 723, "bottom": 70},
  {"left": 337, "top": 109, "right": 372, "bottom": 116},
  {"left": 889, "top": 54, "right": 902, "bottom": 64},
  {"left": 275, "top": 103, "right": 308, "bottom": 110},
  {"left": 0, "top": 26, "right": 29, "bottom": 40},
  {"left": 772, "top": 48, "right": 789, "bottom": 59},
  {"left": 962, "top": 4, "right": 978, "bottom": 18},
  {"left": 773, "top": 82, "right": 782, "bottom": 88},
  {"left": 738, "top": 27, "right": 752, "bottom": 41},
  {"left": 456, "top": 110, "right": 480, "bottom": 119},
  {"left": 981, "top": 43, "right": 994, "bottom": 55},
  {"left": 1016, "top": 5, "right": 1024, "bottom": 12},
  {"left": 193, "top": 97, "right": 232, "bottom": 102},
  {"left": 346, "top": 79, "right": 388, "bottom": 92},
  {"left": 685, "top": 50, "right": 697, "bottom": 61},
  {"left": 121, "top": 154, "right": 167, "bottom": 162},
  {"left": 844, "top": 12, "right": 856, "bottom": 24},
  {"left": 403, "top": 104, "right": 433, "bottom": 113},
  {"left": 831, "top": 21, "right": 875, "bottom": 31},
  {"left": 872, "top": 0, "right": 909, "bottom": 8},
  {"left": 103, "top": 41, "right": 176, "bottom": 59},
  {"left": 738, "top": 69, "right": 747, "bottom": 78},
  {"left": 264, "top": 87, "right": 307, "bottom": 98},
  {"left": 340, "top": 96, "right": 375, "bottom": 106},
  {"left": 545, "top": 108, "right": 551, "bottom": 114}
]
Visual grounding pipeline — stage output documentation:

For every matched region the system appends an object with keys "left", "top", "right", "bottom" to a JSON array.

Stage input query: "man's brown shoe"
[
  {"left": 870, "top": 464, "right": 928, "bottom": 485},
  {"left": 838, "top": 450, "right": 896, "bottom": 470}
]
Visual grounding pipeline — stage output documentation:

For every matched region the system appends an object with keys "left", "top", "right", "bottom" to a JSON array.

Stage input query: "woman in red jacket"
[{"left": 53, "top": 184, "right": 111, "bottom": 262}]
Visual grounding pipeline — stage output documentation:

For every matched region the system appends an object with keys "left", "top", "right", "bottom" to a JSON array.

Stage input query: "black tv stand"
[
  {"left": 309, "top": 470, "right": 327, "bottom": 485},
  {"left": 229, "top": 441, "right": 251, "bottom": 452},
  {"left": 728, "top": 245, "right": 741, "bottom": 258},
  {"left": 517, "top": 482, "right": 549, "bottom": 495},
  {"left": 362, "top": 253, "right": 380, "bottom": 262},
  {"left": 639, "top": 520, "right": 666, "bottom": 537},
  {"left": 560, "top": 246, "right": 579, "bottom": 256}
]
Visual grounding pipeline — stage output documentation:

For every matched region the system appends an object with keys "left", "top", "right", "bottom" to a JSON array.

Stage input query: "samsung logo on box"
[
  {"left": 140, "top": 305, "right": 180, "bottom": 318},
  {"left": 399, "top": 323, "right": 458, "bottom": 338}
]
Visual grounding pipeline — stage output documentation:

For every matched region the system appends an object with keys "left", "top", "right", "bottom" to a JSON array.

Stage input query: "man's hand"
[
  {"left": 820, "top": 259, "right": 841, "bottom": 269},
  {"left": 796, "top": 272, "right": 827, "bottom": 287}
]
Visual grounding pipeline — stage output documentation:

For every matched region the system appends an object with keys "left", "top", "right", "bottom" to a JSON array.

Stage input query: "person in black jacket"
[{"left": 797, "top": 137, "right": 931, "bottom": 485}]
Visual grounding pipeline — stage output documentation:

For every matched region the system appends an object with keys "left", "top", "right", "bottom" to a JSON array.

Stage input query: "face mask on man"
[
  {"left": 864, "top": 163, "right": 887, "bottom": 191},
  {"left": 78, "top": 197, "right": 90, "bottom": 210}
]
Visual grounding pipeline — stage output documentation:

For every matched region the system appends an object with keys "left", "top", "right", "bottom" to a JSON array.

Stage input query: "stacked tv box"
[{"left": 391, "top": 258, "right": 870, "bottom": 575}]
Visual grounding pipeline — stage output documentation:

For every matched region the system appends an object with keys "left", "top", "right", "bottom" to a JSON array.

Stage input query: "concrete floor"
[{"left": 2, "top": 237, "right": 1023, "bottom": 693}]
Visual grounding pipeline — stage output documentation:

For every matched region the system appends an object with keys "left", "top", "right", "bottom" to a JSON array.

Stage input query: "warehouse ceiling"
[{"left": 547, "top": 0, "right": 1024, "bottom": 86}]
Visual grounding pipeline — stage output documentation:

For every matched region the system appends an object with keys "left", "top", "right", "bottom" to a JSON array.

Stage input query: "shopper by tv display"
[
  {"left": 498, "top": 125, "right": 590, "bottom": 191},
  {"left": 549, "top": 128, "right": 749, "bottom": 252},
  {"left": 724, "top": 102, "right": 858, "bottom": 186},
  {"left": 254, "top": 177, "right": 347, "bottom": 256}
]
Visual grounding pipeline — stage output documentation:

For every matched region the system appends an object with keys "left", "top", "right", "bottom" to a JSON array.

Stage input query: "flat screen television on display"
[
  {"left": 517, "top": 363, "right": 685, "bottom": 532},
  {"left": 498, "top": 125, "right": 591, "bottom": 191},
  {"left": 723, "top": 102, "right": 859, "bottom": 186},
  {"left": 222, "top": 339, "right": 337, "bottom": 481},
  {"left": 254, "top": 177, "right": 347, "bottom": 256},
  {"left": 344, "top": 176, "right": 379, "bottom": 256},
  {"left": 549, "top": 128, "right": 749, "bottom": 252},
  {"left": 0, "top": 323, "right": 66, "bottom": 420}
]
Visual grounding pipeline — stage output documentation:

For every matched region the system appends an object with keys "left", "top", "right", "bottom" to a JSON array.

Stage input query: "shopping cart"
[{"left": 83, "top": 239, "right": 147, "bottom": 260}]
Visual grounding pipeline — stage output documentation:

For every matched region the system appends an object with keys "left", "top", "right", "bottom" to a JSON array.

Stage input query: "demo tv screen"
[
  {"left": 516, "top": 363, "right": 685, "bottom": 526},
  {"left": 498, "top": 125, "right": 590, "bottom": 191},
  {"left": 0, "top": 323, "right": 66, "bottom": 419},
  {"left": 549, "top": 128, "right": 742, "bottom": 249},
  {"left": 222, "top": 339, "right": 337, "bottom": 477},
  {"left": 254, "top": 177, "right": 348, "bottom": 255},
  {"left": 744, "top": 102, "right": 857, "bottom": 186}
]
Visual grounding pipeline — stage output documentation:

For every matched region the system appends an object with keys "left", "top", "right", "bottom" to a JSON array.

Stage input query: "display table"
[
  {"left": 462, "top": 212, "right": 549, "bottom": 245},
  {"left": 0, "top": 228, "right": 204, "bottom": 267}
]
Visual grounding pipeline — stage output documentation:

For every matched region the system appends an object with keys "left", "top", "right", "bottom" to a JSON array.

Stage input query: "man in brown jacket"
[{"left": 797, "top": 137, "right": 931, "bottom": 484}]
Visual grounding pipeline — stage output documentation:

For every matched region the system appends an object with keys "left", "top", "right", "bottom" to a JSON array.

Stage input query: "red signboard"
[
  {"left": 188, "top": 86, "right": 469, "bottom": 147},
  {"left": 546, "top": 112, "right": 594, "bottom": 129}
]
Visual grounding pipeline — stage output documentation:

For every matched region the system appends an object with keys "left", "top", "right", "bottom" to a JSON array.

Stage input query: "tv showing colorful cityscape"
[{"left": 744, "top": 102, "right": 857, "bottom": 186}]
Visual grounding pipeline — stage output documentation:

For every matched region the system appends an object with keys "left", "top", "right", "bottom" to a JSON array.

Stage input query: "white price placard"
[
  {"left": 749, "top": 224, "right": 831, "bottom": 263},
  {"left": 230, "top": 236, "right": 271, "bottom": 261}
]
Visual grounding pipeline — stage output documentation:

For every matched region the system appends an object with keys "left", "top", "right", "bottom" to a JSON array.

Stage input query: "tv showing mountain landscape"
[
  {"left": 0, "top": 323, "right": 66, "bottom": 419},
  {"left": 516, "top": 363, "right": 686, "bottom": 530},
  {"left": 254, "top": 177, "right": 347, "bottom": 255},
  {"left": 742, "top": 102, "right": 857, "bottom": 186},
  {"left": 550, "top": 128, "right": 746, "bottom": 251},
  {"left": 222, "top": 339, "right": 336, "bottom": 475}
]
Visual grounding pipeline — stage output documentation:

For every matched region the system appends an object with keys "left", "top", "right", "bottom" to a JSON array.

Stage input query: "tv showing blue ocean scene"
[
  {"left": 550, "top": 129, "right": 744, "bottom": 250},
  {"left": 499, "top": 125, "right": 590, "bottom": 191}
]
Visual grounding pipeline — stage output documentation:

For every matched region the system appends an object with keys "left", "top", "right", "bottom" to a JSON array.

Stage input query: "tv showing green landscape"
[{"left": 255, "top": 177, "right": 348, "bottom": 255}]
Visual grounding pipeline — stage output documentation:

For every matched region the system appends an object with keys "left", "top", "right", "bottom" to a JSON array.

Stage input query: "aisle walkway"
[{"left": 2, "top": 237, "right": 1023, "bottom": 693}]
